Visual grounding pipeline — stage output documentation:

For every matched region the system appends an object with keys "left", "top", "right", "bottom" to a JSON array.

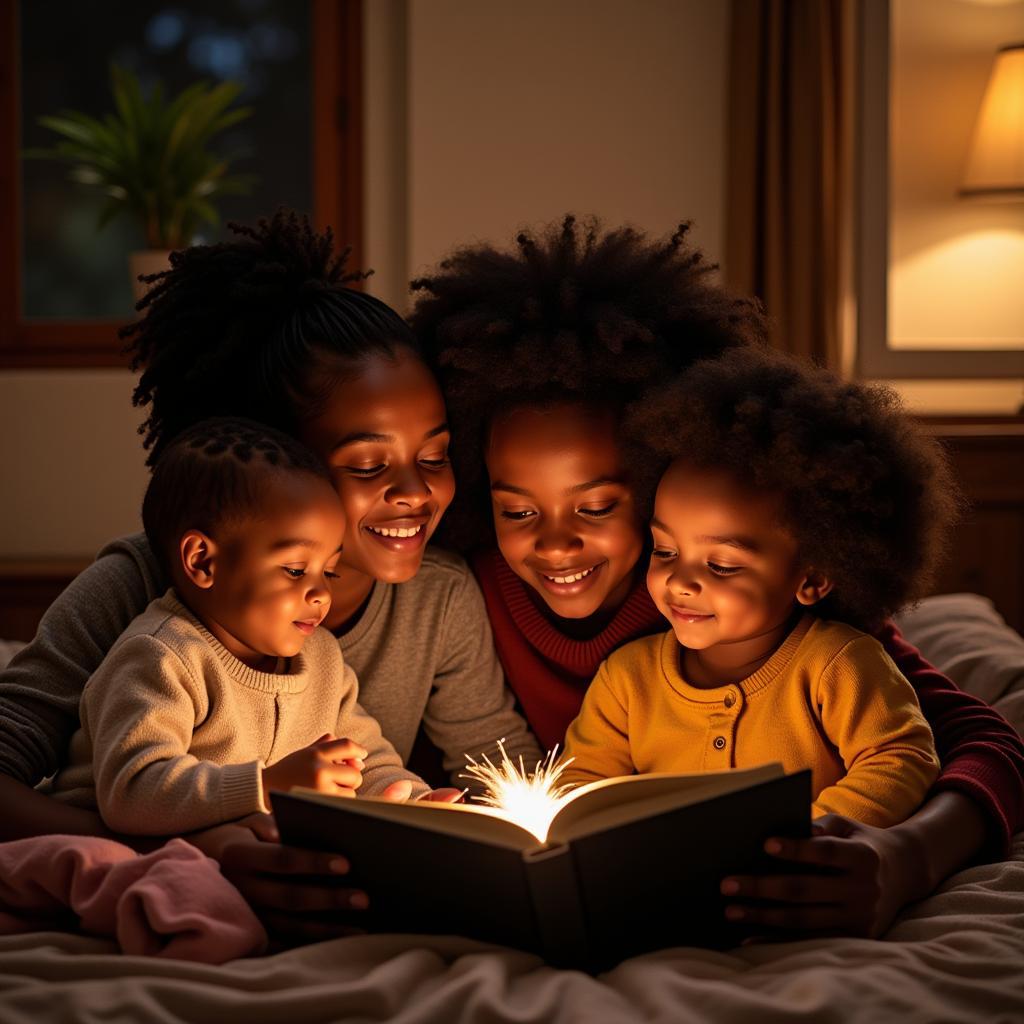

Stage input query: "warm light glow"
[
  {"left": 889, "top": 229, "right": 1024, "bottom": 347},
  {"left": 961, "top": 44, "right": 1024, "bottom": 198},
  {"left": 462, "top": 742, "right": 575, "bottom": 843}
]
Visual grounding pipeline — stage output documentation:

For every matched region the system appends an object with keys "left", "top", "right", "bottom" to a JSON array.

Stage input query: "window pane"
[
  {"left": 887, "top": 0, "right": 1024, "bottom": 353},
  {"left": 20, "top": 0, "right": 312, "bottom": 319}
]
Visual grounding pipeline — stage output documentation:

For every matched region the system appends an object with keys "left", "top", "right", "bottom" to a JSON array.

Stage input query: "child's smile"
[
  {"left": 486, "top": 402, "right": 644, "bottom": 624},
  {"left": 648, "top": 460, "right": 830, "bottom": 686}
]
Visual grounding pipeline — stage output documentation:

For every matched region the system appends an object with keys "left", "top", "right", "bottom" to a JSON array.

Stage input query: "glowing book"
[{"left": 271, "top": 763, "right": 810, "bottom": 969}]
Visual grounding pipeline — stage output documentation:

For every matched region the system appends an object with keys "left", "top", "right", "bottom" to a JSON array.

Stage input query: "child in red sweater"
[{"left": 413, "top": 214, "right": 1024, "bottom": 939}]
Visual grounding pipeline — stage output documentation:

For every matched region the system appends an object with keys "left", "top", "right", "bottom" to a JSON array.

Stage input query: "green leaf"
[
  {"left": 29, "top": 67, "right": 257, "bottom": 243},
  {"left": 95, "top": 195, "right": 126, "bottom": 231}
]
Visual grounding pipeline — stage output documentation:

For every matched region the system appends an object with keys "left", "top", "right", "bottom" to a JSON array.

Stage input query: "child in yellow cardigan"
[{"left": 561, "top": 348, "right": 957, "bottom": 826}]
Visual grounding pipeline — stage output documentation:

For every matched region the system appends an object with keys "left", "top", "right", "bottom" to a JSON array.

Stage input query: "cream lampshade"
[{"left": 960, "top": 43, "right": 1024, "bottom": 200}]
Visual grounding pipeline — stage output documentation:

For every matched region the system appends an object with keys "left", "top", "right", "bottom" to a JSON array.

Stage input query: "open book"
[{"left": 272, "top": 763, "right": 810, "bottom": 969}]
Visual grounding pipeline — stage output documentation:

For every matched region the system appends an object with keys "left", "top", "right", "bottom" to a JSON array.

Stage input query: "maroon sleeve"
[{"left": 876, "top": 618, "right": 1024, "bottom": 858}]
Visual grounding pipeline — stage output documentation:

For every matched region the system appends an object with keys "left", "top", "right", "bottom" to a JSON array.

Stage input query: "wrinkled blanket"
[
  {"left": 0, "top": 835, "right": 265, "bottom": 963},
  {"left": 0, "top": 835, "right": 1022, "bottom": 1023}
]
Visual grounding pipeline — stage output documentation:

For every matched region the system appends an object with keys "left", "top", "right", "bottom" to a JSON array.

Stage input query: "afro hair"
[
  {"left": 623, "top": 347, "right": 960, "bottom": 631},
  {"left": 410, "top": 214, "right": 767, "bottom": 550}
]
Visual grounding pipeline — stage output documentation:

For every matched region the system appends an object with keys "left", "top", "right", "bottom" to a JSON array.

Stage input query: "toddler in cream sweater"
[{"left": 53, "top": 418, "right": 446, "bottom": 835}]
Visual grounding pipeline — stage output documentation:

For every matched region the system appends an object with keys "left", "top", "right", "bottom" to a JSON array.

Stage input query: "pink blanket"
[{"left": 0, "top": 835, "right": 266, "bottom": 962}]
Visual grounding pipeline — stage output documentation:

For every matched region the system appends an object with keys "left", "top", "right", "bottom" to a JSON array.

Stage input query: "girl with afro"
[
  {"left": 561, "top": 348, "right": 948, "bottom": 828},
  {"left": 0, "top": 210, "right": 540, "bottom": 943},
  {"left": 411, "top": 214, "right": 1024, "bottom": 938}
]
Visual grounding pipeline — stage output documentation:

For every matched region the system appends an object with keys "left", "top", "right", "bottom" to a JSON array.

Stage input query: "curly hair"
[
  {"left": 623, "top": 348, "right": 960, "bottom": 631},
  {"left": 142, "top": 416, "right": 333, "bottom": 575},
  {"left": 122, "top": 209, "right": 416, "bottom": 466},
  {"left": 409, "top": 214, "right": 767, "bottom": 549}
]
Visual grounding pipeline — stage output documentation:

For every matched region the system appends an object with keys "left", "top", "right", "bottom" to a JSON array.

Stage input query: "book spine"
[{"left": 523, "top": 843, "right": 589, "bottom": 968}]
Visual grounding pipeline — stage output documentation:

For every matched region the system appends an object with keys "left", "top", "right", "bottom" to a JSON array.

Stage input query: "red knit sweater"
[{"left": 473, "top": 548, "right": 1024, "bottom": 856}]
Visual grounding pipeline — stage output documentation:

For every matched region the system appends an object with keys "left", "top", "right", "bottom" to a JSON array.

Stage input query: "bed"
[{"left": 1, "top": 593, "right": 1022, "bottom": 1023}]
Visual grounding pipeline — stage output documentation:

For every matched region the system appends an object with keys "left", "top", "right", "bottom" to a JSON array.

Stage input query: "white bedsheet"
[{"left": 1, "top": 835, "right": 1022, "bottom": 1024}]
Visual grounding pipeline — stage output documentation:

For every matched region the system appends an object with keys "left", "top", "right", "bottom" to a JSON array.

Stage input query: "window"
[
  {"left": 0, "top": 0, "right": 362, "bottom": 367},
  {"left": 856, "top": 0, "right": 1024, "bottom": 379}
]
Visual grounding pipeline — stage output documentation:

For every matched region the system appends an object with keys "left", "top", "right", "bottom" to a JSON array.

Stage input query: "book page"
[
  {"left": 285, "top": 789, "right": 540, "bottom": 851},
  {"left": 547, "top": 763, "right": 784, "bottom": 844}
]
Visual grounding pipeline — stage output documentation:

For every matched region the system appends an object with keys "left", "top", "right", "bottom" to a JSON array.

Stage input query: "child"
[
  {"left": 51, "top": 418, "right": 445, "bottom": 835},
  {"left": 559, "top": 348, "right": 952, "bottom": 826}
]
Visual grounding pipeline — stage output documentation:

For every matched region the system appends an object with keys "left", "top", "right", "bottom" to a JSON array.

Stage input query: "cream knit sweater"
[
  {"left": 52, "top": 591, "right": 429, "bottom": 834},
  {"left": 2, "top": 535, "right": 541, "bottom": 790}
]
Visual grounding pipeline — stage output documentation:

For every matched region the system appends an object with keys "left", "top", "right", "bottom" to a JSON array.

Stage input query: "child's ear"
[
  {"left": 179, "top": 531, "right": 217, "bottom": 589},
  {"left": 795, "top": 569, "right": 833, "bottom": 607}
]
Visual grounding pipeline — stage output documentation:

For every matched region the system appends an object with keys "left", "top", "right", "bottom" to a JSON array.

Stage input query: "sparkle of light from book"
[{"left": 461, "top": 741, "right": 575, "bottom": 843}]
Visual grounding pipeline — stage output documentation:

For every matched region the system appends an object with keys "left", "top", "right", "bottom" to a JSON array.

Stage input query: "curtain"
[{"left": 725, "top": 0, "right": 857, "bottom": 370}]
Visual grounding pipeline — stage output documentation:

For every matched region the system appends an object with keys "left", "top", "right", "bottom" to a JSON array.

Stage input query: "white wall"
[
  {"left": 0, "top": 1, "right": 729, "bottom": 559},
  {"left": 0, "top": 371, "right": 148, "bottom": 558},
  {"left": 365, "top": 0, "right": 729, "bottom": 311}
]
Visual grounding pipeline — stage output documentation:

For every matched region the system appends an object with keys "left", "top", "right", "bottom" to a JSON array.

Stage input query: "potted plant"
[{"left": 27, "top": 64, "right": 255, "bottom": 302}]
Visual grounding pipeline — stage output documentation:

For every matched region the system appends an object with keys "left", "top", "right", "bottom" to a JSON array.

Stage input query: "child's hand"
[{"left": 262, "top": 735, "right": 368, "bottom": 797}]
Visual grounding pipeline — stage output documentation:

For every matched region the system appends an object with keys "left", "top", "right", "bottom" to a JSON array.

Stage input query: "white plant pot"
[{"left": 129, "top": 249, "right": 172, "bottom": 305}]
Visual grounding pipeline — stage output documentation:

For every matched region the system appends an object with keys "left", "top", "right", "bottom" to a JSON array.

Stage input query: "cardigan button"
[
  {"left": 723, "top": 692, "right": 736, "bottom": 708},
  {"left": 713, "top": 735, "right": 727, "bottom": 750}
]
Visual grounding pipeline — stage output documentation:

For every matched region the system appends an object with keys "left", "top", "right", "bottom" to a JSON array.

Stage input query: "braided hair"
[
  {"left": 409, "top": 214, "right": 766, "bottom": 549},
  {"left": 141, "top": 416, "right": 334, "bottom": 576},
  {"left": 122, "top": 209, "right": 416, "bottom": 466}
]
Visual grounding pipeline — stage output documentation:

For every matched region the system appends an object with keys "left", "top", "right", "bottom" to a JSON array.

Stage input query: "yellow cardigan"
[{"left": 561, "top": 614, "right": 939, "bottom": 826}]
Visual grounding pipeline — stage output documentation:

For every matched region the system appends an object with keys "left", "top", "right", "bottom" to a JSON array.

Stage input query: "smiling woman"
[
  {"left": 0, "top": 211, "right": 540, "bottom": 944},
  {"left": 298, "top": 348, "right": 456, "bottom": 624}
]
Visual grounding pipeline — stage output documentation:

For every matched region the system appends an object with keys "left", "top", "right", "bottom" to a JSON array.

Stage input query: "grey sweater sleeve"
[
  {"left": 333, "top": 660, "right": 430, "bottom": 800},
  {"left": 0, "top": 536, "right": 164, "bottom": 785},
  {"left": 422, "top": 568, "right": 543, "bottom": 789}
]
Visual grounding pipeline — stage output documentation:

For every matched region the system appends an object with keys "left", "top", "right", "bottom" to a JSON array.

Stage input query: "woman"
[
  {"left": 0, "top": 211, "right": 540, "bottom": 944},
  {"left": 411, "top": 214, "right": 1024, "bottom": 939}
]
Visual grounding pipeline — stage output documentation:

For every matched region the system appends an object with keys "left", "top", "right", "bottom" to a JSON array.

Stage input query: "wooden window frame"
[
  {"left": 0, "top": 0, "right": 363, "bottom": 369},
  {"left": 856, "top": 0, "right": 1024, "bottom": 380}
]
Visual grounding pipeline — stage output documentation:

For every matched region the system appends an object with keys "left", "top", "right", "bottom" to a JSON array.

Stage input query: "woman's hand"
[
  {"left": 187, "top": 819, "right": 371, "bottom": 946},
  {"left": 377, "top": 782, "right": 465, "bottom": 803},
  {"left": 720, "top": 813, "right": 922, "bottom": 939},
  {"left": 419, "top": 788, "right": 465, "bottom": 803}
]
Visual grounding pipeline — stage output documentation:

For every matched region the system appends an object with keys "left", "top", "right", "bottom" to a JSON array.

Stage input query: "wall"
[
  {"left": 365, "top": 0, "right": 728, "bottom": 312},
  {"left": 0, "top": 370, "right": 148, "bottom": 559},
  {"left": 0, "top": 0, "right": 731, "bottom": 559}
]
